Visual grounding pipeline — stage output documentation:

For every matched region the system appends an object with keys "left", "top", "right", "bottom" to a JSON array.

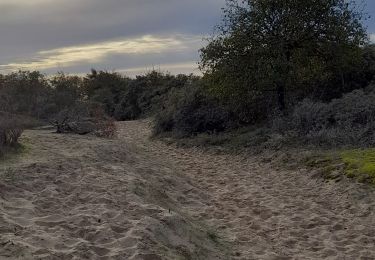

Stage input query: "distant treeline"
[{"left": 0, "top": 70, "right": 200, "bottom": 121}]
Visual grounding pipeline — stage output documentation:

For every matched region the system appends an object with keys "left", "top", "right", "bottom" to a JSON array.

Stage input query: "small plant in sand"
[
  {"left": 0, "top": 114, "right": 24, "bottom": 146},
  {"left": 0, "top": 113, "right": 33, "bottom": 157},
  {"left": 0, "top": 167, "right": 18, "bottom": 183},
  {"left": 206, "top": 229, "right": 220, "bottom": 243}
]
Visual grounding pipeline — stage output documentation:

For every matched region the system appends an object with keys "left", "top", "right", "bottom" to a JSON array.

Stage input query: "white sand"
[{"left": 0, "top": 120, "right": 374, "bottom": 259}]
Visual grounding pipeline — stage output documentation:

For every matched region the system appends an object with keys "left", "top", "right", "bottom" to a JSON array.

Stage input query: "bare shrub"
[
  {"left": 0, "top": 112, "right": 38, "bottom": 155},
  {"left": 0, "top": 128, "right": 23, "bottom": 147},
  {"left": 49, "top": 103, "right": 90, "bottom": 134},
  {"left": 90, "top": 105, "right": 117, "bottom": 138},
  {"left": 153, "top": 83, "right": 231, "bottom": 137},
  {"left": 49, "top": 103, "right": 116, "bottom": 138}
]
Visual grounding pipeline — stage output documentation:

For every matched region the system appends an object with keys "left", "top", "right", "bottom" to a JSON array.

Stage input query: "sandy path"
[{"left": 1, "top": 120, "right": 375, "bottom": 259}]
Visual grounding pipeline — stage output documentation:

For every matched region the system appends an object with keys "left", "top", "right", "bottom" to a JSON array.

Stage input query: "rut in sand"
[{"left": 1, "top": 120, "right": 375, "bottom": 259}]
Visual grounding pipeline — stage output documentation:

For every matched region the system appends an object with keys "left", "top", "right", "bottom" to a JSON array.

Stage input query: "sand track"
[{"left": 1, "top": 120, "right": 375, "bottom": 259}]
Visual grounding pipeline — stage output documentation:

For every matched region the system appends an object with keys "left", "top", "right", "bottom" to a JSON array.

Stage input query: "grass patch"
[
  {"left": 341, "top": 149, "right": 375, "bottom": 185},
  {"left": 303, "top": 149, "right": 375, "bottom": 186},
  {"left": 0, "top": 142, "right": 29, "bottom": 163},
  {"left": 0, "top": 143, "right": 28, "bottom": 183},
  {"left": 206, "top": 229, "right": 220, "bottom": 243}
]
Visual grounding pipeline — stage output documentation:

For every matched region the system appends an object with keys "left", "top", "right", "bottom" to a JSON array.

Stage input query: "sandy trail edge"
[{"left": 0, "top": 120, "right": 374, "bottom": 260}]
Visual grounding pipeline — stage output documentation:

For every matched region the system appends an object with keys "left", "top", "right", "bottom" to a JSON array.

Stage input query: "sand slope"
[{"left": 1, "top": 120, "right": 375, "bottom": 259}]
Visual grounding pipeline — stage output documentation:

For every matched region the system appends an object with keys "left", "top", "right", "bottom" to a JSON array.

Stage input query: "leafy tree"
[
  {"left": 313, "top": 44, "right": 375, "bottom": 100},
  {"left": 114, "top": 82, "right": 142, "bottom": 120},
  {"left": 0, "top": 71, "right": 50, "bottom": 118},
  {"left": 49, "top": 72, "right": 83, "bottom": 113},
  {"left": 200, "top": 0, "right": 368, "bottom": 114},
  {"left": 83, "top": 69, "right": 130, "bottom": 116}
]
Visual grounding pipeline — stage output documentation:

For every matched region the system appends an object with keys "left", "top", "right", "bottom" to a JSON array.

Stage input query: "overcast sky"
[{"left": 0, "top": 0, "right": 374, "bottom": 77}]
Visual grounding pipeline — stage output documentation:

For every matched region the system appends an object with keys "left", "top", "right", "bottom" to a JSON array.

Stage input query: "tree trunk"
[
  {"left": 277, "top": 49, "right": 291, "bottom": 112},
  {"left": 277, "top": 84, "right": 286, "bottom": 111},
  {"left": 341, "top": 71, "right": 345, "bottom": 92}
]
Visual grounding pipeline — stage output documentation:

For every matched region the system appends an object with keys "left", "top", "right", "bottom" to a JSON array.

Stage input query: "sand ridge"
[{"left": 0, "top": 120, "right": 375, "bottom": 259}]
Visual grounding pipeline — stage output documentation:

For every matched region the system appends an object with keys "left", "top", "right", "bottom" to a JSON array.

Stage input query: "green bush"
[{"left": 153, "top": 82, "right": 231, "bottom": 137}]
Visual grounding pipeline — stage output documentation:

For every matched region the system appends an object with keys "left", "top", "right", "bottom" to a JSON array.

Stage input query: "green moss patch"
[
  {"left": 303, "top": 149, "right": 375, "bottom": 186},
  {"left": 341, "top": 149, "right": 375, "bottom": 185}
]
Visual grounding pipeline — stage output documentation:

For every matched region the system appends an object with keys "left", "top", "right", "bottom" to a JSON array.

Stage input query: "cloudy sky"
[{"left": 0, "top": 0, "right": 374, "bottom": 77}]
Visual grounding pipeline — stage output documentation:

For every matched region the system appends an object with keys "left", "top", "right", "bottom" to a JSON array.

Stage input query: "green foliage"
[
  {"left": 49, "top": 72, "right": 83, "bottom": 113},
  {"left": 311, "top": 44, "right": 375, "bottom": 101},
  {"left": 341, "top": 149, "right": 375, "bottom": 184},
  {"left": 304, "top": 149, "right": 375, "bottom": 186},
  {"left": 83, "top": 69, "right": 198, "bottom": 121},
  {"left": 200, "top": 0, "right": 369, "bottom": 113},
  {"left": 84, "top": 69, "right": 131, "bottom": 117},
  {"left": 0, "top": 71, "right": 85, "bottom": 120},
  {"left": 153, "top": 81, "right": 231, "bottom": 137},
  {"left": 114, "top": 70, "right": 175, "bottom": 120},
  {"left": 272, "top": 84, "right": 375, "bottom": 146},
  {"left": 0, "top": 71, "right": 50, "bottom": 118}
]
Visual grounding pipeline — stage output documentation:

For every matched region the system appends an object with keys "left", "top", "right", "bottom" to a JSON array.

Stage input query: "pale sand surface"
[{"left": 0, "top": 120, "right": 374, "bottom": 259}]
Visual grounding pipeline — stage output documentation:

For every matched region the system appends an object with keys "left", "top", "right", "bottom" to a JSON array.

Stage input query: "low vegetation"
[
  {"left": 0, "top": 112, "right": 38, "bottom": 157},
  {"left": 303, "top": 148, "right": 375, "bottom": 186},
  {"left": 272, "top": 84, "right": 375, "bottom": 147},
  {"left": 341, "top": 149, "right": 375, "bottom": 185}
]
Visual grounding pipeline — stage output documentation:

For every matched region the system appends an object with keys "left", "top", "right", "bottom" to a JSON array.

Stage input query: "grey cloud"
[
  {"left": 0, "top": 0, "right": 225, "bottom": 67},
  {"left": 3, "top": 0, "right": 370, "bottom": 75},
  {"left": 0, "top": 0, "right": 225, "bottom": 74}
]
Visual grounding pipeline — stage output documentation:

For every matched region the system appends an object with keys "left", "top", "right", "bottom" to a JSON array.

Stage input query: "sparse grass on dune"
[{"left": 0, "top": 142, "right": 29, "bottom": 164}]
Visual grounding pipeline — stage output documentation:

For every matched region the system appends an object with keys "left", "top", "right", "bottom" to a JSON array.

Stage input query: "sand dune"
[{"left": 1, "top": 120, "right": 375, "bottom": 259}]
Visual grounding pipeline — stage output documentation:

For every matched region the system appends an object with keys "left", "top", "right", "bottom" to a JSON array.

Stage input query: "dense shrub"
[
  {"left": 173, "top": 99, "right": 230, "bottom": 136},
  {"left": 48, "top": 73, "right": 84, "bottom": 116},
  {"left": 273, "top": 85, "right": 375, "bottom": 146},
  {"left": 113, "top": 72, "right": 196, "bottom": 121},
  {"left": 0, "top": 71, "right": 50, "bottom": 118},
  {"left": 0, "top": 71, "right": 85, "bottom": 121},
  {"left": 153, "top": 82, "right": 231, "bottom": 137},
  {"left": 82, "top": 70, "right": 198, "bottom": 121},
  {"left": 84, "top": 70, "right": 130, "bottom": 117},
  {"left": 114, "top": 82, "right": 142, "bottom": 120}
]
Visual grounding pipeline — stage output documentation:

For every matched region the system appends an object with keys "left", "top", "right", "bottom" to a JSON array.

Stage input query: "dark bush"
[
  {"left": 114, "top": 82, "right": 143, "bottom": 120},
  {"left": 273, "top": 84, "right": 375, "bottom": 146},
  {"left": 0, "top": 71, "right": 50, "bottom": 118},
  {"left": 173, "top": 100, "right": 230, "bottom": 136},
  {"left": 153, "top": 82, "right": 231, "bottom": 137}
]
